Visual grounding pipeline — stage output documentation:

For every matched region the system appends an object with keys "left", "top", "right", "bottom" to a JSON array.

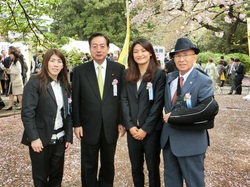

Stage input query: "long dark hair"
[
  {"left": 10, "top": 51, "right": 22, "bottom": 65},
  {"left": 35, "top": 49, "right": 70, "bottom": 93},
  {"left": 126, "top": 38, "right": 160, "bottom": 83}
]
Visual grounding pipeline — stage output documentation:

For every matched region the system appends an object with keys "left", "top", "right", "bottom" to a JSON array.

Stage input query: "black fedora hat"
[{"left": 170, "top": 38, "right": 200, "bottom": 57}]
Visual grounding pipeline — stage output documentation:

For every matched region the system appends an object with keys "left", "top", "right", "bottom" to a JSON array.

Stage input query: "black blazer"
[
  {"left": 236, "top": 63, "right": 244, "bottom": 77},
  {"left": 121, "top": 68, "right": 166, "bottom": 134},
  {"left": 21, "top": 76, "right": 73, "bottom": 146},
  {"left": 72, "top": 60, "right": 125, "bottom": 145}
]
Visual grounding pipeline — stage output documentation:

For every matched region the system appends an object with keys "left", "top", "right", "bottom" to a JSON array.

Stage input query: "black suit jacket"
[
  {"left": 236, "top": 63, "right": 244, "bottom": 78},
  {"left": 72, "top": 60, "right": 125, "bottom": 145},
  {"left": 21, "top": 76, "right": 73, "bottom": 146},
  {"left": 121, "top": 68, "right": 166, "bottom": 134}
]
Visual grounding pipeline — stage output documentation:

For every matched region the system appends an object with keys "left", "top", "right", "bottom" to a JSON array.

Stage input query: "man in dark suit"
[
  {"left": 72, "top": 33, "right": 126, "bottom": 187},
  {"left": 161, "top": 38, "right": 214, "bottom": 187},
  {"left": 234, "top": 58, "right": 245, "bottom": 95}
]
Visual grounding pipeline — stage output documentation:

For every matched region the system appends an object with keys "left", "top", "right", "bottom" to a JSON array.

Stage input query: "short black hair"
[{"left": 88, "top": 33, "right": 110, "bottom": 47}]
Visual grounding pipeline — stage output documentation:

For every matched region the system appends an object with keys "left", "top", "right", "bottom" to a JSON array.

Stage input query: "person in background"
[
  {"left": 227, "top": 58, "right": 236, "bottom": 94},
  {"left": 72, "top": 33, "right": 126, "bottom": 187},
  {"left": 2, "top": 51, "right": 23, "bottom": 110},
  {"left": 1, "top": 50, "right": 7, "bottom": 61},
  {"left": 113, "top": 54, "right": 119, "bottom": 62},
  {"left": 107, "top": 53, "right": 114, "bottom": 61},
  {"left": 1, "top": 50, "right": 8, "bottom": 95},
  {"left": 3, "top": 46, "right": 17, "bottom": 96},
  {"left": 31, "top": 49, "right": 43, "bottom": 74},
  {"left": 21, "top": 49, "right": 73, "bottom": 186},
  {"left": 121, "top": 38, "right": 165, "bottom": 187},
  {"left": 217, "top": 59, "right": 226, "bottom": 87},
  {"left": 195, "top": 59, "right": 203, "bottom": 70},
  {"left": 234, "top": 58, "right": 245, "bottom": 95},
  {"left": 164, "top": 56, "right": 178, "bottom": 74},
  {"left": 161, "top": 38, "right": 214, "bottom": 187},
  {"left": 17, "top": 47, "right": 28, "bottom": 85},
  {"left": 0, "top": 55, "right": 6, "bottom": 95},
  {"left": 205, "top": 58, "right": 219, "bottom": 91},
  {"left": 0, "top": 55, "right": 6, "bottom": 109}
]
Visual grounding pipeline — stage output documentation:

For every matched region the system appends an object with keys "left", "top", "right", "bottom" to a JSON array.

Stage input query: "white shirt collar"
[
  {"left": 179, "top": 66, "right": 194, "bottom": 83},
  {"left": 93, "top": 59, "right": 107, "bottom": 70}
]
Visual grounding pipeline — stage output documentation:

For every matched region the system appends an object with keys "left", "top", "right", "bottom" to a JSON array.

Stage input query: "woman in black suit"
[
  {"left": 121, "top": 39, "right": 165, "bottom": 187},
  {"left": 21, "top": 49, "right": 73, "bottom": 187}
]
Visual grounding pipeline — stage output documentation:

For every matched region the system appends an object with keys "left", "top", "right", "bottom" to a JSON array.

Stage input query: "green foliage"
[
  {"left": 62, "top": 50, "right": 83, "bottom": 66},
  {"left": 51, "top": 0, "right": 128, "bottom": 48}
]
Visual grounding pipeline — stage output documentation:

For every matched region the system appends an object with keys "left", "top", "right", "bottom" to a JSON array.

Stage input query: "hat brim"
[{"left": 170, "top": 47, "right": 200, "bottom": 58}]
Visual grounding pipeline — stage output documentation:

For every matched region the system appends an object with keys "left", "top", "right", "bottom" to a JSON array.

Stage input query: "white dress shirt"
[{"left": 51, "top": 80, "right": 65, "bottom": 139}]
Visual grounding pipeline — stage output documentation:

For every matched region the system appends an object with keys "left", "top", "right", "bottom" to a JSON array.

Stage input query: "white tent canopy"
[{"left": 62, "top": 39, "right": 120, "bottom": 54}]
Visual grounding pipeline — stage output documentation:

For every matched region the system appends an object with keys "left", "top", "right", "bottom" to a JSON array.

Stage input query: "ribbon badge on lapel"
[
  {"left": 146, "top": 82, "right": 154, "bottom": 100},
  {"left": 68, "top": 97, "right": 72, "bottom": 114},
  {"left": 112, "top": 79, "right": 118, "bottom": 96},
  {"left": 184, "top": 93, "right": 192, "bottom": 108}
]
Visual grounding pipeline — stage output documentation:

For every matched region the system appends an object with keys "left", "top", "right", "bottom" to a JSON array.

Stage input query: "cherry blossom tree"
[{"left": 130, "top": 0, "right": 249, "bottom": 53}]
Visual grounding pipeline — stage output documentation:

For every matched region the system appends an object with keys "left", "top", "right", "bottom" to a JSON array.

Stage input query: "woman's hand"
[
  {"left": 65, "top": 142, "right": 71, "bottom": 153},
  {"left": 31, "top": 138, "right": 43, "bottom": 153}
]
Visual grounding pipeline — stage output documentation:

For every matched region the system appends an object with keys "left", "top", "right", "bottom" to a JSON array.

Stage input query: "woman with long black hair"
[
  {"left": 121, "top": 38, "right": 165, "bottom": 187},
  {"left": 2, "top": 50, "right": 23, "bottom": 110},
  {"left": 21, "top": 49, "right": 73, "bottom": 186}
]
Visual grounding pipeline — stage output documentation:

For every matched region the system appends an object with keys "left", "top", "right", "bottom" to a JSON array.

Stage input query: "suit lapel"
[
  {"left": 166, "top": 71, "right": 179, "bottom": 110},
  {"left": 138, "top": 81, "right": 146, "bottom": 96},
  {"left": 103, "top": 60, "right": 113, "bottom": 100},
  {"left": 181, "top": 69, "right": 197, "bottom": 97},
  {"left": 61, "top": 83, "right": 68, "bottom": 118},
  {"left": 47, "top": 82, "right": 57, "bottom": 104},
  {"left": 86, "top": 61, "right": 102, "bottom": 101}
]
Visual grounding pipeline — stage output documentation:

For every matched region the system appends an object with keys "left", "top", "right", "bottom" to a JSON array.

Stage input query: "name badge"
[
  {"left": 146, "top": 82, "right": 154, "bottom": 100},
  {"left": 113, "top": 84, "right": 117, "bottom": 96},
  {"left": 112, "top": 79, "right": 118, "bottom": 96},
  {"left": 148, "top": 87, "right": 154, "bottom": 100}
]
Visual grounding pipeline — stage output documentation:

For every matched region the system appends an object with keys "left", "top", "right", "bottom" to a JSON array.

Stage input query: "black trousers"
[
  {"left": 127, "top": 129, "right": 161, "bottom": 187},
  {"left": 29, "top": 142, "right": 65, "bottom": 187},
  {"left": 81, "top": 125, "right": 117, "bottom": 187},
  {"left": 235, "top": 75, "right": 244, "bottom": 94}
]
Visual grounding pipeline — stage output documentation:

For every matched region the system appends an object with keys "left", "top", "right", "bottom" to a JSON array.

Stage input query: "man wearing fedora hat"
[{"left": 161, "top": 38, "right": 216, "bottom": 187}]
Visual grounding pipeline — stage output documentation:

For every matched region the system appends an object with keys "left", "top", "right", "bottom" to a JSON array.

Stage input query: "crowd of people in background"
[
  {"left": 164, "top": 54, "right": 245, "bottom": 95},
  {"left": 0, "top": 46, "right": 28, "bottom": 110}
]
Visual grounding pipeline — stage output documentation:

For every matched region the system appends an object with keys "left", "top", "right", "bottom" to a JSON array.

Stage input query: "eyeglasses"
[{"left": 174, "top": 53, "right": 195, "bottom": 59}]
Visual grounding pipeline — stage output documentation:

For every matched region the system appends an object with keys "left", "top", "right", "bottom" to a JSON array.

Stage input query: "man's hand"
[
  {"left": 162, "top": 108, "right": 171, "bottom": 123},
  {"left": 118, "top": 124, "right": 126, "bottom": 137},
  {"left": 74, "top": 126, "right": 83, "bottom": 140},
  {"left": 31, "top": 138, "right": 43, "bottom": 153},
  {"left": 129, "top": 127, "right": 139, "bottom": 139}
]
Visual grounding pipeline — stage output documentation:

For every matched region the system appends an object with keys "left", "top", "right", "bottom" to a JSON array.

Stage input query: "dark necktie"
[{"left": 172, "top": 76, "right": 184, "bottom": 105}]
